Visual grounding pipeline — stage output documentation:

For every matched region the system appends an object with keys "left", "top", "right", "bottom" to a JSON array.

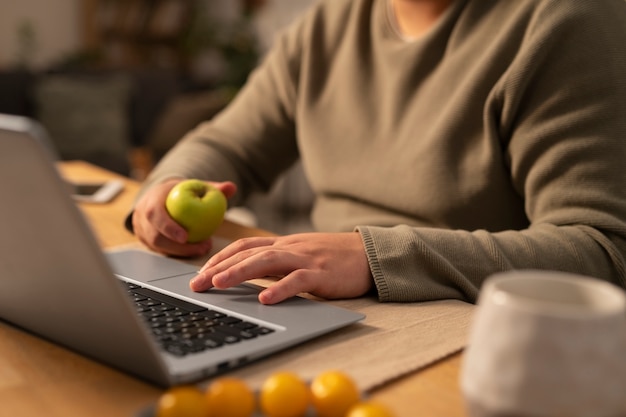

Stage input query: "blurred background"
[{"left": 0, "top": 0, "right": 315, "bottom": 234}]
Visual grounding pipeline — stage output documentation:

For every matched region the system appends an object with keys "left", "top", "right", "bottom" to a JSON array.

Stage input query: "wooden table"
[{"left": 0, "top": 161, "right": 467, "bottom": 417}]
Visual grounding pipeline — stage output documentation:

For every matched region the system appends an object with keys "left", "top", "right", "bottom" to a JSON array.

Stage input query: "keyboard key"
[
  {"left": 121, "top": 281, "right": 274, "bottom": 356},
  {"left": 131, "top": 287, "right": 208, "bottom": 313}
]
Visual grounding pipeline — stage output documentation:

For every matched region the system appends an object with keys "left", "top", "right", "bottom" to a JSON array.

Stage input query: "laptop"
[{"left": 0, "top": 114, "right": 365, "bottom": 387}]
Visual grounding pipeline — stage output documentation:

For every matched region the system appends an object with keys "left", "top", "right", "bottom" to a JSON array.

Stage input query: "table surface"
[{"left": 0, "top": 161, "right": 468, "bottom": 417}]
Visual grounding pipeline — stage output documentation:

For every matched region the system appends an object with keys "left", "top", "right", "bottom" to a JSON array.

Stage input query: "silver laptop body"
[{"left": 0, "top": 114, "right": 365, "bottom": 387}]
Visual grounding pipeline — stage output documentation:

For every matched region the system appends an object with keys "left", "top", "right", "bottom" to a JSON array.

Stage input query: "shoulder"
[
  {"left": 457, "top": 0, "right": 626, "bottom": 69},
  {"left": 527, "top": 0, "right": 626, "bottom": 20},
  {"left": 460, "top": 0, "right": 625, "bottom": 33},
  {"left": 529, "top": 0, "right": 625, "bottom": 35},
  {"left": 481, "top": 0, "right": 626, "bottom": 38},
  {"left": 517, "top": 0, "right": 626, "bottom": 67}
]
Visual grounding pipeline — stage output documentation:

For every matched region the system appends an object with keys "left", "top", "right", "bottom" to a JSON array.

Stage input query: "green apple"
[{"left": 165, "top": 179, "right": 227, "bottom": 243}]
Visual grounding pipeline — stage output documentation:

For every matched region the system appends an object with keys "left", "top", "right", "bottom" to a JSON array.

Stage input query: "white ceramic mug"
[{"left": 460, "top": 270, "right": 626, "bottom": 417}]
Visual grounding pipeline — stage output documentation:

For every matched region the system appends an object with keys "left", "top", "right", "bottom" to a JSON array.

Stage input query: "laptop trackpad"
[
  {"left": 106, "top": 248, "right": 262, "bottom": 302},
  {"left": 106, "top": 249, "right": 199, "bottom": 282}
]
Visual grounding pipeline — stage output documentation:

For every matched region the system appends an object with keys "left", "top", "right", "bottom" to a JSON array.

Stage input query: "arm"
[
  {"left": 137, "top": 18, "right": 304, "bottom": 205},
  {"left": 126, "top": 12, "right": 309, "bottom": 255},
  {"left": 360, "top": 0, "right": 626, "bottom": 302},
  {"left": 191, "top": 1, "right": 626, "bottom": 304}
]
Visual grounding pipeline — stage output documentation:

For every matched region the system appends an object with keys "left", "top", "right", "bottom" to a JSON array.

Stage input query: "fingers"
[
  {"left": 132, "top": 179, "right": 216, "bottom": 257},
  {"left": 258, "top": 270, "right": 320, "bottom": 304},
  {"left": 145, "top": 200, "right": 188, "bottom": 244},
  {"left": 190, "top": 237, "right": 287, "bottom": 291},
  {"left": 192, "top": 251, "right": 318, "bottom": 305},
  {"left": 200, "top": 237, "right": 278, "bottom": 271},
  {"left": 211, "top": 181, "right": 237, "bottom": 200},
  {"left": 189, "top": 233, "right": 373, "bottom": 305}
]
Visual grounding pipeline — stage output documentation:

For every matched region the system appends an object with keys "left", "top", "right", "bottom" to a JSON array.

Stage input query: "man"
[{"left": 128, "top": 0, "right": 626, "bottom": 305}]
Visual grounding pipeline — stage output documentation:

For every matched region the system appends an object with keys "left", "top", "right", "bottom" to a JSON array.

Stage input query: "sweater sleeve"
[
  {"left": 132, "top": 12, "right": 308, "bottom": 207},
  {"left": 358, "top": 0, "right": 626, "bottom": 303}
]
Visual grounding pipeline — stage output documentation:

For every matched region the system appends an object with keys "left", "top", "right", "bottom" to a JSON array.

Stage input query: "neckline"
[
  {"left": 384, "top": 0, "right": 463, "bottom": 43},
  {"left": 386, "top": 0, "right": 418, "bottom": 42}
]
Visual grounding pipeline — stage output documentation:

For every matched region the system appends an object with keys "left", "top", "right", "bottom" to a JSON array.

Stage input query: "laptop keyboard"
[{"left": 122, "top": 282, "right": 274, "bottom": 357}]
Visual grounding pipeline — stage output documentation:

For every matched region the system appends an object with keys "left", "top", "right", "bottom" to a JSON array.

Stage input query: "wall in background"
[
  {"left": 0, "top": 0, "right": 314, "bottom": 71},
  {"left": 0, "top": 0, "right": 80, "bottom": 70},
  {"left": 253, "top": 0, "right": 313, "bottom": 53}
]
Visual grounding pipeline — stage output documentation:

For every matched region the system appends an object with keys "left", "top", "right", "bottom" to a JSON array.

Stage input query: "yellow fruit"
[
  {"left": 310, "top": 370, "right": 360, "bottom": 417},
  {"left": 260, "top": 371, "right": 311, "bottom": 417},
  {"left": 156, "top": 386, "right": 210, "bottom": 417},
  {"left": 205, "top": 377, "right": 256, "bottom": 417},
  {"left": 346, "top": 401, "right": 395, "bottom": 417}
]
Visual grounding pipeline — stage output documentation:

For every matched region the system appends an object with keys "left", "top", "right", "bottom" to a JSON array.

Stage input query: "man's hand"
[
  {"left": 132, "top": 179, "right": 237, "bottom": 257},
  {"left": 190, "top": 232, "right": 374, "bottom": 304}
]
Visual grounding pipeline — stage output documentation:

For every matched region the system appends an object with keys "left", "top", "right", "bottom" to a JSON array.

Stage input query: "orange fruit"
[
  {"left": 260, "top": 371, "right": 311, "bottom": 417},
  {"left": 204, "top": 377, "right": 256, "bottom": 417},
  {"left": 155, "top": 385, "right": 210, "bottom": 417},
  {"left": 346, "top": 401, "right": 395, "bottom": 417},
  {"left": 310, "top": 370, "right": 360, "bottom": 417}
]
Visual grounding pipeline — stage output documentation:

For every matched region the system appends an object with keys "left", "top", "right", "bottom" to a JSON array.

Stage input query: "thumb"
[{"left": 211, "top": 181, "right": 237, "bottom": 200}]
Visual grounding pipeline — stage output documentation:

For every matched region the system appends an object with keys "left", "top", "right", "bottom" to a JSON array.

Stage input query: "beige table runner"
[
  {"left": 114, "top": 241, "right": 475, "bottom": 393},
  {"left": 226, "top": 297, "right": 474, "bottom": 392}
]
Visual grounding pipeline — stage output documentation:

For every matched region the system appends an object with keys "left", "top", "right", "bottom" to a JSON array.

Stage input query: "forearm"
[
  {"left": 136, "top": 25, "right": 301, "bottom": 208},
  {"left": 358, "top": 223, "right": 626, "bottom": 303}
]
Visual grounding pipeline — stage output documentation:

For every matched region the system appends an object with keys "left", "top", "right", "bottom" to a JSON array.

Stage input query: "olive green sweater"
[{"left": 136, "top": 0, "right": 626, "bottom": 302}]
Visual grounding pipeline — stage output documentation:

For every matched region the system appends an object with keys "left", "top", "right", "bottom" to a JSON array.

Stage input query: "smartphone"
[{"left": 69, "top": 180, "right": 124, "bottom": 203}]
